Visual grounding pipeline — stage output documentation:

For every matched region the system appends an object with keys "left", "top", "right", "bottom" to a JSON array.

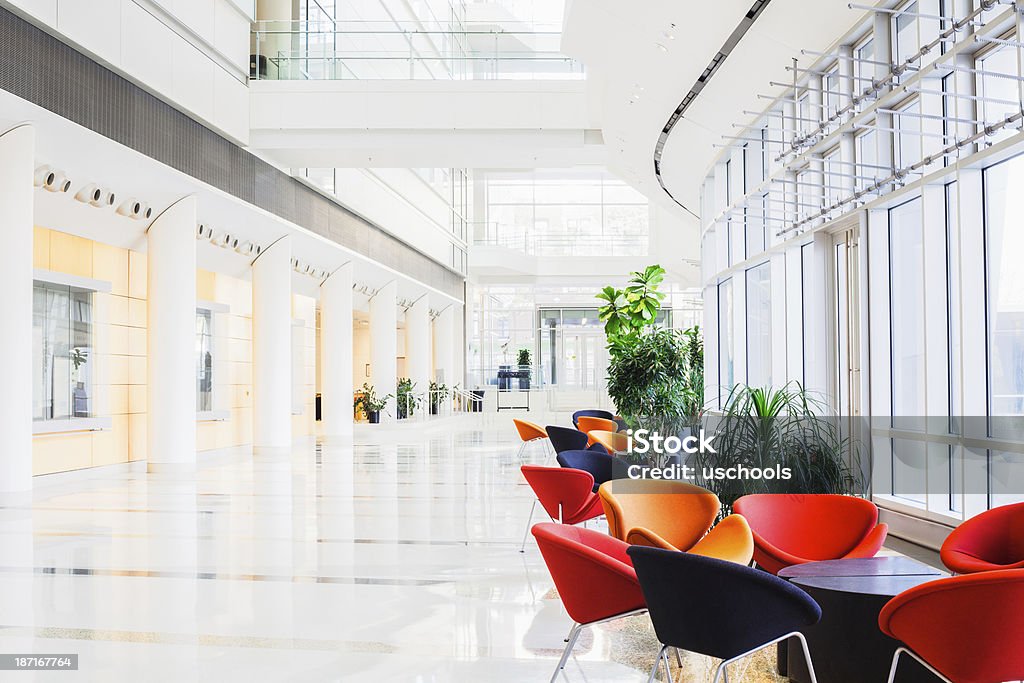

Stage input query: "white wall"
[
  {"left": 5, "top": 0, "right": 252, "bottom": 143},
  {"left": 332, "top": 169, "right": 460, "bottom": 269}
]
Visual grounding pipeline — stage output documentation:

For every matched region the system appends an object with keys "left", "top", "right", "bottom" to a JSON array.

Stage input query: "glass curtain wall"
[
  {"left": 699, "top": 3, "right": 1024, "bottom": 518},
  {"left": 480, "top": 170, "right": 649, "bottom": 256}
]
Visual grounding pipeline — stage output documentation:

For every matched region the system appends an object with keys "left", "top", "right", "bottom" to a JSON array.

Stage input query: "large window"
[
  {"left": 196, "top": 309, "right": 213, "bottom": 413},
  {"left": 745, "top": 263, "right": 772, "bottom": 388},
  {"left": 482, "top": 170, "right": 649, "bottom": 257},
  {"left": 718, "top": 279, "right": 735, "bottom": 400},
  {"left": 892, "top": 2, "right": 920, "bottom": 69},
  {"left": 889, "top": 197, "right": 926, "bottom": 427},
  {"left": 33, "top": 282, "right": 93, "bottom": 421},
  {"left": 983, "top": 156, "right": 1024, "bottom": 440}
]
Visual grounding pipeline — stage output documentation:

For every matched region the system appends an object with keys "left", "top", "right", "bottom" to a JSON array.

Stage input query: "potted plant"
[
  {"left": 429, "top": 381, "right": 448, "bottom": 415},
  {"left": 605, "top": 326, "right": 705, "bottom": 467},
  {"left": 354, "top": 383, "right": 389, "bottom": 424},
  {"left": 396, "top": 378, "right": 421, "bottom": 420},
  {"left": 693, "top": 383, "right": 865, "bottom": 515},
  {"left": 516, "top": 348, "right": 532, "bottom": 390}
]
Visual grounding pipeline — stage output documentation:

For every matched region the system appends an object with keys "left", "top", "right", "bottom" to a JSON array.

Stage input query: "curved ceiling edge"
[{"left": 653, "top": 0, "right": 773, "bottom": 219}]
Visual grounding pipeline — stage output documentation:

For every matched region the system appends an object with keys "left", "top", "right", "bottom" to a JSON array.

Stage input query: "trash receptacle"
[{"left": 471, "top": 389, "right": 485, "bottom": 412}]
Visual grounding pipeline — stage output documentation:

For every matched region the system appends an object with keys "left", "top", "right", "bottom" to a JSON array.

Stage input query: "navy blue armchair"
[
  {"left": 546, "top": 425, "right": 588, "bottom": 453},
  {"left": 556, "top": 449, "right": 617, "bottom": 492},
  {"left": 627, "top": 546, "right": 822, "bottom": 683}
]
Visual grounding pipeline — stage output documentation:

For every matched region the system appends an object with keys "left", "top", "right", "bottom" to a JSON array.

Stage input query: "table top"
[
  {"left": 781, "top": 556, "right": 948, "bottom": 598},
  {"left": 779, "top": 556, "right": 943, "bottom": 579}
]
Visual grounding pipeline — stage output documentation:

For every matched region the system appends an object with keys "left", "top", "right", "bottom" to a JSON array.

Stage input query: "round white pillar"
[
  {"left": 369, "top": 281, "right": 397, "bottom": 418},
  {"left": 0, "top": 125, "right": 34, "bottom": 497},
  {"left": 320, "top": 263, "right": 354, "bottom": 438},
  {"left": 252, "top": 236, "right": 292, "bottom": 451},
  {"left": 147, "top": 196, "right": 198, "bottom": 471},
  {"left": 406, "top": 296, "right": 431, "bottom": 396}
]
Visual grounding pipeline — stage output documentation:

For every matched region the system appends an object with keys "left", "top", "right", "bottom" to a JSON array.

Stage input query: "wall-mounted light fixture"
[{"left": 117, "top": 198, "right": 143, "bottom": 218}]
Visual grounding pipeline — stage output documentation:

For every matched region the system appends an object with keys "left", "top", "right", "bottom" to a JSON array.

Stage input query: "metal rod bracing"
[
  {"left": 879, "top": 107, "right": 986, "bottom": 125},
  {"left": 848, "top": 3, "right": 961, "bottom": 23},
  {"left": 719, "top": 0, "right": 1002, "bottom": 240},
  {"left": 851, "top": 123, "right": 952, "bottom": 139},
  {"left": 906, "top": 87, "right": 1023, "bottom": 108},
  {"left": 769, "top": 81, "right": 850, "bottom": 98},
  {"left": 737, "top": 113, "right": 825, "bottom": 124},
  {"left": 786, "top": 66, "right": 878, "bottom": 84},
  {"left": 776, "top": 110, "right": 1024, "bottom": 238},
  {"left": 974, "top": 35, "right": 1024, "bottom": 49},
  {"left": 800, "top": 49, "right": 911, "bottom": 69},
  {"left": 947, "top": 64, "right": 1024, "bottom": 82}
]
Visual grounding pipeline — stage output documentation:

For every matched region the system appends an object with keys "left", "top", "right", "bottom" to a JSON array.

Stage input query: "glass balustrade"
[{"left": 251, "top": 21, "right": 584, "bottom": 80}]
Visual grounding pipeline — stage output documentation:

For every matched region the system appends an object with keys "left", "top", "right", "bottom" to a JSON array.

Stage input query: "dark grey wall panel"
[{"left": 0, "top": 5, "right": 464, "bottom": 300}]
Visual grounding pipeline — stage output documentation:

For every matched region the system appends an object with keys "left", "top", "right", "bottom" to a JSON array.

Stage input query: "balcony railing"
[
  {"left": 251, "top": 21, "right": 585, "bottom": 81},
  {"left": 473, "top": 222, "right": 648, "bottom": 257}
]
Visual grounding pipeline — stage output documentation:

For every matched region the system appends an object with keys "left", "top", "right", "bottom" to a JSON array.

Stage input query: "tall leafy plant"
[
  {"left": 693, "top": 383, "right": 864, "bottom": 515},
  {"left": 596, "top": 264, "right": 667, "bottom": 355}
]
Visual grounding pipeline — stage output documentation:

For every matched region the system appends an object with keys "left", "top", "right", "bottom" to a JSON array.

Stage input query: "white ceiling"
[{"left": 563, "top": 0, "right": 866, "bottom": 218}]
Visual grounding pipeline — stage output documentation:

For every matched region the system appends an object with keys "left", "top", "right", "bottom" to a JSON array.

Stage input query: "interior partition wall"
[{"left": 699, "top": 0, "right": 1024, "bottom": 532}]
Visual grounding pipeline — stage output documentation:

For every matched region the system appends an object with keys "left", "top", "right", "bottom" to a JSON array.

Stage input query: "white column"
[
  {"left": 434, "top": 305, "right": 457, "bottom": 387},
  {"left": 320, "top": 262, "right": 353, "bottom": 439},
  {"left": 252, "top": 236, "right": 292, "bottom": 451},
  {"left": 406, "top": 296, "right": 431, "bottom": 396},
  {"left": 147, "top": 196, "right": 198, "bottom": 472},
  {"left": 369, "top": 281, "right": 397, "bottom": 418},
  {"left": 0, "top": 125, "right": 34, "bottom": 497}
]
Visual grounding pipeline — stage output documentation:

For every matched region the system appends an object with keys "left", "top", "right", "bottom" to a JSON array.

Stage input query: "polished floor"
[{"left": 2, "top": 414, "right": 792, "bottom": 682}]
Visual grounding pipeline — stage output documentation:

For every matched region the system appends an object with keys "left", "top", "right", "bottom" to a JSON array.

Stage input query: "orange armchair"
[
  {"left": 576, "top": 416, "right": 617, "bottom": 440},
  {"left": 512, "top": 418, "right": 549, "bottom": 461},
  {"left": 734, "top": 494, "right": 888, "bottom": 574},
  {"left": 940, "top": 501, "right": 1024, "bottom": 574},
  {"left": 598, "top": 479, "right": 754, "bottom": 565},
  {"left": 588, "top": 429, "right": 628, "bottom": 454}
]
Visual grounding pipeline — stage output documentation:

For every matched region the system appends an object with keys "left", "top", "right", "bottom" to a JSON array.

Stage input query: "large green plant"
[
  {"left": 694, "top": 383, "right": 864, "bottom": 515},
  {"left": 606, "top": 326, "right": 705, "bottom": 435},
  {"left": 396, "top": 378, "right": 421, "bottom": 419},
  {"left": 596, "top": 264, "right": 667, "bottom": 353}
]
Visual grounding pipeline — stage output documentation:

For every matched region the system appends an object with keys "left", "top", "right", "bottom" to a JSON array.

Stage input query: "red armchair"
[
  {"left": 879, "top": 569, "right": 1024, "bottom": 683},
  {"left": 733, "top": 494, "right": 888, "bottom": 574},
  {"left": 520, "top": 465, "right": 604, "bottom": 552},
  {"left": 531, "top": 523, "right": 646, "bottom": 682},
  {"left": 940, "top": 501, "right": 1024, "bottom": 574}
]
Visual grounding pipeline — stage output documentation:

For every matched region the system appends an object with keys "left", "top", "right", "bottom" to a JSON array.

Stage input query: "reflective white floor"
[{"left": 0, "top": 413, "right": 684, "bottom": 682}]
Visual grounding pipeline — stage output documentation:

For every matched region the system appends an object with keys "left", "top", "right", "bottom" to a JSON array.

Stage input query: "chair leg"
[
  {"left": 646, "top": 645, "right": 668, "bottom": 683},
  {"left": 520, "top": 499, "right": 537, "bottom": 553},
  {"left": 794, "top": 632, "right": 818, "bottom": 683},
  {"left": 674, "top": 647, "right": 683, "bottom": 668},
  {"left": 515, "top": 440, "right": 528, "bottom": 461},
  {"left": 661, "top": 647, "right": 674, "bottom": 683},
  {"left": 550, "top": 623, "right": 583, "bottom": 683},
  {"left": 886, "top": 648, "right": 903, "bottom": 683},
  {"left": 712, "top": 661, "right": 728, "bottom": 683}
]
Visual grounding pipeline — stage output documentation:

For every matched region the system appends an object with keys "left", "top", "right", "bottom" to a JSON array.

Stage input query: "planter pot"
[
  {"left": 430, "top": 403, "right": 439, "bottom": 415},
  {"left": 367, "top": 410, "right": 380, "bottom": 424},
  {"left": 518, "top": 365, "right": 531, "bottom": 390}
]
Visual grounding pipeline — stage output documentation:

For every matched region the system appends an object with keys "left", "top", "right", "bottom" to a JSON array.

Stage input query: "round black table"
[{"left": 778, "top": 557, "right": 946, "bottom": 683}]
